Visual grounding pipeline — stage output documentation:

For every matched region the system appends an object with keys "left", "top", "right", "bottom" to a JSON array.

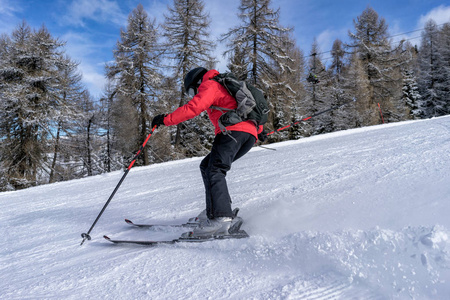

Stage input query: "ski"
[
  {"left": 105, "top": 213, "right": 248, "bottom": 246},
  {"left": 103, "top": 230, "right": 249, "bottom": 246},
  {"left": 124, "top": 208, "right": 241, "bottom": 229},
  {"left": 103, "top": 235, "right": 177, "bottom": 245},
  {"left": 124, "top": 218, "right": 195, "bottom": 228}
]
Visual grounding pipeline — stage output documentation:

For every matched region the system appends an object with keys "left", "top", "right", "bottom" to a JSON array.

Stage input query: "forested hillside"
[{"left": 1, "top": 1, "right": 449, "bottom": 191}]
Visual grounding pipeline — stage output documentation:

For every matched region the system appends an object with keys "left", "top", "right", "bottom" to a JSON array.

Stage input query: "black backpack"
[{"left": 212, "top": 73, "right": 269, "bottom": 132}]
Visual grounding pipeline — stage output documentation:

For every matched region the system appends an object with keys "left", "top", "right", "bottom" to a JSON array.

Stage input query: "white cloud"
[
  {"left": 61, "top": 31, "right": 97, "bottom": 56},
  {"left": 61, "top": 31, "right": 108, "bottom": 97},
  {"left": 62, "top": 0, "right": 127, "bottom": 27},
  {"left": 390, "top": 5, "right": 450, "bottom": 48},
  {"left": 144, "top": 0, "right": 240, "bottom": 72},
  {"left": 418, "top": 5, "right": 450, "bottom": 28},
  {"left": 79, "top": 62, "right": 107, "bottom": 97},
  {"left": 388, "top": 21, "right": 411, "bottom": 46},
  {"left": 0, "top": 0, "right": 19, "bottom": 16},
  {"left": 0, "top": 0, "right": 21, "bottom": 34},
  {"left": 316, "top": 28, "right": 348, "bottom": 57},
  {"left": 204, "top": 0, "right": 240, "bottom": 71},
  {"left": 143, "top": 0, "right": 169, "bottom": 22},
  {"left": 317, "top": 29, "right": 334, "bottom": 53}
]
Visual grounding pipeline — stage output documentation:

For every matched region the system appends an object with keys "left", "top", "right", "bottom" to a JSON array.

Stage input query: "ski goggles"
[{"left": 186, "top": 78, "right": 202, "bottom": 98}]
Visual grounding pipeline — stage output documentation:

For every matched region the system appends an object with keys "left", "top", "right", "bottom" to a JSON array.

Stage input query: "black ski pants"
[{"left": 200, "top": 131, "right": 256, "bottom": 219}]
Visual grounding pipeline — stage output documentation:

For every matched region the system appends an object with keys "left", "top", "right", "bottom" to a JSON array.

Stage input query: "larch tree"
[
  {"left": 343, "top": 52, "right": 373, "bottom": 127},
  {"left": 162, "top": 0, "right": 216, "bottom": 155},
  {"left": 226, "top": 41, "right": 250, "bottom": 80},
  {"left": 106, "top": 4, "right": 163, "bottom": 166},
  {"left": 70, "top": 90, "right": 101, "bottom": 178},
  {"left": 222, "top": 0, "right": 294, "bottom": 138},
  {"left": 263, "top": 32, "right": 300, "bottom": 142},
  {"left": 304, "top": 40, "right": 333, "bottom": 135},
  {"left": 285, "top": 38, "right": 307, "bottom": 140},
  {"left": 222, "top": 0, "right": 293, "bottom": 88},
  {"left": 328, "top": 39, "right": 355, "bottom": 132},
  {"left": 348, "top": 6, "right": 408, "bottom": 124},
  {"left": 0, "top": 22, "right": 81, "bottom": 190},
  {"left": 48, "top": 54, "right": 85, "bottom": 183}
]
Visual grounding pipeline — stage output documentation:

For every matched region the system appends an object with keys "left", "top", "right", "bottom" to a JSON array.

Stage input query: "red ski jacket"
[{"left": 164, "top": 69, "right": 263, "bottom": 139}]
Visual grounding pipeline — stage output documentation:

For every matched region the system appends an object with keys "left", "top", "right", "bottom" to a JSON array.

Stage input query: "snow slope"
[{"left": 1, "top": 116, "right": 450, "bottom": 299}]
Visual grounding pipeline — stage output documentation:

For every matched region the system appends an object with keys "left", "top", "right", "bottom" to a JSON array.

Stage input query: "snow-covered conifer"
[
  {"left": 161, "top": 0, "right": 216, "bottom": 155},
  {"left": 106, "top": 4, "right": 163, "bottom": 166},
  {"left": 222, "top": 0, "right": 292, "bottom": 89},
  {"left": 348, "top": 6, "right": 408, "bottom": 124},
  {"left": 0, "top": 22, "right": 82, "bottom": 189},
  {"left": 328, "top": 39, "right": 356, "bottom": 132},
  {"left": 402, "top": 69, "right": 422, "bottom": 119},
  {"left": 222, "top": 0, "right": 295, "bottom": 139},
  {"left": 304, "top": 41, "right": 333, "bottom": 135}
]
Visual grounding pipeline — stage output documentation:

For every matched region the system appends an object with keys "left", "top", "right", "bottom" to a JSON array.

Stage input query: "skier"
[{"left": 151, "top": 67, "right": 264, "bottom": 237}]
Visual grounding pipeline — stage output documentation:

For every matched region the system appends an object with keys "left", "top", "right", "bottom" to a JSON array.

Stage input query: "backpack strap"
[
  {"left": 209, "top": 106, "right": 239, "bottom": 142},
  {"left": 211, "top": 106, "right": 231, "bottom": 134},
  {"left": 210, "top": 105, "right": 232, "bottom": 112}
]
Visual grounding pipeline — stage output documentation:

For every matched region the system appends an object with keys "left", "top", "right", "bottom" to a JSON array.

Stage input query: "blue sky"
[{"left": 1, "top": 0, "right": 449, "bottom": 98}]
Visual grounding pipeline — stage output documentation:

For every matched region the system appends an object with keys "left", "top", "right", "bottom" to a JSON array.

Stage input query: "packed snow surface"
[{"left": 1, "top": 116, "right": 450, "bottom": 299}]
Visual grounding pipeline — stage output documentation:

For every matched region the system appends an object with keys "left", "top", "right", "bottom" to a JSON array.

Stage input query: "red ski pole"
[
  {"left": 267, "top": 98, "right": 356, "bottom": 136},
  {"left": 80, "top": 125, "right": 157, "bottom": 245}
]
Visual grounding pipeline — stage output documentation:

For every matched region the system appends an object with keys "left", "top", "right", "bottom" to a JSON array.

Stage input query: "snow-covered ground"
[{"left": 1, "top": 116, "right": 450, "bottom": 299}]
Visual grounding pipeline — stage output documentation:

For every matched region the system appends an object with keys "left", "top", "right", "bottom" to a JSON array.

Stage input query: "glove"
[
  {"left": 258, "top": 130, "right": 268, "bottom": 142},
  {"left": 151, "top": 114, "right": 166, "bottom": 129}
]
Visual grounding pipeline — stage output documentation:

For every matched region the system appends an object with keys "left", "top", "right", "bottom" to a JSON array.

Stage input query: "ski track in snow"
[{"left": 1, "top": 116, "right": 450, "bottom": 299}]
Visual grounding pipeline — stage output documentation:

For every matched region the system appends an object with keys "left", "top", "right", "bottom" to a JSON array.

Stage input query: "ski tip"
[
  {"left": 103, "top": 235, "right": 111, "bottom": 241},
  {"left": 237, "top": 230, "right": 250, "bottom": 239},
  {"left": 124, "top": 219, "right": 133, "bottom": 225}
]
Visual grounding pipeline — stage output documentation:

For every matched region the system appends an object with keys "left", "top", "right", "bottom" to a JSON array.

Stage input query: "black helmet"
[{"left": 184, "top": 67, "right": 207, "bottom": 96}]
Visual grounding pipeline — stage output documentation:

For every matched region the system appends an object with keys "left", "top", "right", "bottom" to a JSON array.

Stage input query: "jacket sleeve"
[{"left": 164, "top": 81, "right": 217, "bottom": 126}]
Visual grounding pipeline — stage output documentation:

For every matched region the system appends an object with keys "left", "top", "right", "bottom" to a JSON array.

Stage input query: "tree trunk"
[
  {"left": 86, "top": 117, "right": 93, "bottom": 176},
  {"left": 49, "top": 122, "right": 61, "bottom": 183}
]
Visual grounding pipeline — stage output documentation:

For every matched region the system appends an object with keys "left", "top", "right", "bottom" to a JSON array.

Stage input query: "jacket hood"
[{"left": 203, "top": 69, "right": 219, "bottom": 82}]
